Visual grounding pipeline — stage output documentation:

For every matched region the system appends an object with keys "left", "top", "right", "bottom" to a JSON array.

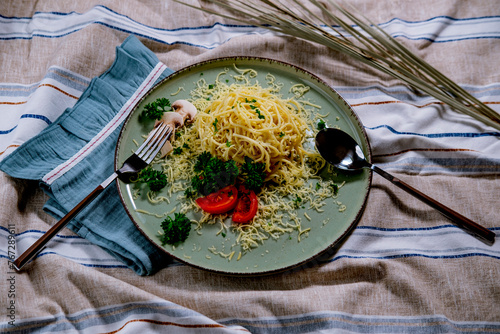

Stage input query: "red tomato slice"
[
  {"left": 195, "top": 185, "right": 238, "bottom": 214},
  {"left": 232, "top": 186, "right": 258, "bottom": 224}
]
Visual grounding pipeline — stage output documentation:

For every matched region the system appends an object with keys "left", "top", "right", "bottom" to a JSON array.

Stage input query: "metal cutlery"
[{"left": 13, "top": 123, "right": 172, "bottom": 270}]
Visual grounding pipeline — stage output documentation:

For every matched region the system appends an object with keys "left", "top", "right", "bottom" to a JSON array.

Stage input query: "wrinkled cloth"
[
  {"left": 0, "top": 1, "right": 499, "bottom": 333},
  {"left": 0, "top": 35, "right": 173, "bottom": 276}
]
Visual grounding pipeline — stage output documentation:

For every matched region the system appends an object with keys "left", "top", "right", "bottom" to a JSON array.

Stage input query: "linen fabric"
[
  {"left": 0, "top": 1, "right": 499, "bottom": 333},
  {"left": 0, "top": 35, "right": 172, "bottom": 276}
]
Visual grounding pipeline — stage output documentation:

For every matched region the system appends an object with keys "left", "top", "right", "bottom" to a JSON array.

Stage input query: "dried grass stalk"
[{"left": 177, "top": 0, "right": 500, "bottom": 131}]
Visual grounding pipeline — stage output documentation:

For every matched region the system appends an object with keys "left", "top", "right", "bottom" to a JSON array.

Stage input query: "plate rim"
[{"left": 114, "top": 56, "right": 373, "bottom": 276}]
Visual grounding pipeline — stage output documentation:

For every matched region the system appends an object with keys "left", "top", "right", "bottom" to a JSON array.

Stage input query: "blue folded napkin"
[{"left": 0, "top": 35, "right": 173, "bottom": 275}]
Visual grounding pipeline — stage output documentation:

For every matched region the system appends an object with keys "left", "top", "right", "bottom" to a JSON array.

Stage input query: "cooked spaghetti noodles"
[
  {"left": 195, "top": 83, "right": 311, "bottom": 187},
  {"left": 148, "top": 66, "right": 344, "bottom": 254}
]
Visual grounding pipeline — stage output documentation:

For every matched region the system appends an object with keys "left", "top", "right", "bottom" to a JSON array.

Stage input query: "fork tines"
[{"left": 137, "top": 123, "right": 172, "bottom": 164}]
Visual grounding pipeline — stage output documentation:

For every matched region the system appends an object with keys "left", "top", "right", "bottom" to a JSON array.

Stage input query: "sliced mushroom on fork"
[{"left": 153, "top": 99, "right": 198, "bottom": 157}]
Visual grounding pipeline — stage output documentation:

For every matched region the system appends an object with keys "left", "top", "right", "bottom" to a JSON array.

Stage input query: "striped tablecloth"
[{"left": 1, "top": 1, "right": 499, "bottom": 333}]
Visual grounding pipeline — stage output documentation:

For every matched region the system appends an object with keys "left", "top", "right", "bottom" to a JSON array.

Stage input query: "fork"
[{"left": 13, "top": 122, "right": 172, "bottom": 270}]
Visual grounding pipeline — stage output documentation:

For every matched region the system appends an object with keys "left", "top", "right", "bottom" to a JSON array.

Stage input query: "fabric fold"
[{"left": 0, "top": 35, "right": 173, "bottom": 275}]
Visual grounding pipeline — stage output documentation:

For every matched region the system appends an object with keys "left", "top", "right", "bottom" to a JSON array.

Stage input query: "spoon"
[{"left": 315, "top": 128, "right": 495, "bottom": 245}]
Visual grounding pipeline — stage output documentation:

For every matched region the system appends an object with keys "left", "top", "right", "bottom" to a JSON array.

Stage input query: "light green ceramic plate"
[{"left": 115, "top": 57, "right": 371, "bottom": 275}]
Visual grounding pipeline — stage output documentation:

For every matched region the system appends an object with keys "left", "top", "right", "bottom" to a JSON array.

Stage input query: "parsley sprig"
[
  {"left": 191, "top": 151, "right": 239, "bottom": 196},
  {"left": 188, "top": 152, "right": 266, "bottom": 196},
  {"left": 160, "top": 213, "right": 191, "bottom": 245},
  {"left": 137, "top": 166, "right": 168, "bottom": 192},
  {"left": 317, "top": 119, "right": 326, "bottom": 130},
  {"left": 240, "top": 157, "right": 266, "bottom": 192},
  {"left": 142, "top": 97, "right": 172, "bottom": 120}
]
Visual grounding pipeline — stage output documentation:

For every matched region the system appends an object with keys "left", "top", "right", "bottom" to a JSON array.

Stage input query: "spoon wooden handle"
[{"left": 371, "top": 165, "right": 495, "bottom": 245}]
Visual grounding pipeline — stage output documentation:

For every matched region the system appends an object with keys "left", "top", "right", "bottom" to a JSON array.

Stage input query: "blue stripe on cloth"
[
  {"left": 0, "top": 253, "right": 130, "bottom": 269},
  {"left": 1, "top": 6, "right": 500, "bottom": 48},
  {"left": 218, "top": 311, "right": 500, "bottom": 334},
  {"left": 0, "top": 301, "right": 247, "bottom": 333},
  {"left": 336, "top": 83, "right": 500, "bottom": 101},
  {"left": 378, "top": 157, "right": 500, "bottom": 173},
  {"left": 330, "top": 252, "right": 500, "bottom": 261},
  {"left": 4, "top": 249, "right": 498, "bottom": 267},
  {"left": 2, "top": 300, "right": 498, "bottom": 333},
  {"left": 0, "top": 67, "right": 90, "bottom": 97},
  {"left": 21, "top": 114, "right": 52, "bottom": 124},
  {"left": 356, "top": 225, "right": 500, "bottom": 232},
  {"left": 0, "top": 114, "right": 53, "bottom": 134},
  {"left": 4, "top": 224, "right": 498, "bottom": 269},
  {"left": 324, "top": 15, "right": 500, "bottom": 43},
  {"left": 339, "top": 246, "right": 500, "bottom": 257},
  {"left": 0, "top": 226, "right": 130, "bottom": 268},
  {"left": 365, "top": 124, "right": 500, "bottom": 138},
  {"left": 383, "top": 14, "right": 500, "bottom": 24},
  {"left": 0, "top": 126, "right": 15, "bottom": 135},
  {"left": 2, "top": 8, "right": 499, "bottom": 27},
  {"left": 357, "top": 225, "right": 459, "bottom": 232},
  {"left": 0, "top": 225, "right": 180, "bottom": 269}
]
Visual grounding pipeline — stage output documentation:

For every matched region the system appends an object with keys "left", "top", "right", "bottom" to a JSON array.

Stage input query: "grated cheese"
[{"left": 146, "top": 66, "right": 346, "bottom": 257}]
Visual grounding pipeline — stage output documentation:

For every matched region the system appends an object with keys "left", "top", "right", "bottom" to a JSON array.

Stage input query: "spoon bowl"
[
  {"left": 315, "top": 127, "right": 370, "bottom": 171},
  {"left": 315, "top": 128, "right": 495, "bottom": 245}
]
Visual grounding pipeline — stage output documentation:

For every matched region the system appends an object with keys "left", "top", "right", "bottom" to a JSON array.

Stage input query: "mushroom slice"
[
  {"left": 148, "top": 100, "right": 198, "bottom": 158},
  {"left": 152, "top": 112, "right": 184, "bottom": 158},
  {"left": 159, "top": 141, "right": 174, "bottom": 157},
  {"left": 172, "top": 100, "right": 197, "bottom": 122},
  {"left": 155, "top": 111, "right": 184, "bottom": 129}
]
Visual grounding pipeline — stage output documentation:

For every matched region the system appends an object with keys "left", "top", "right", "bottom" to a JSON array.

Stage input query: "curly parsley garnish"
[
  {"left": 317, "top": 119, "right": 326, "bottom": 130},
  {"left": 160, "top": 213, "right": 191, "bottom": 245},
  {"left": 240, "top": 157, "right": 266, "bottom": 192},
  {"left": 191, "top": 151, "right": 239, "bottom": 196},
  {"left": 137, "top": 166, "right": 167, "bottom": 192},
  {"left": 141, "top": 97, "right": 172, "bottom": 121}
]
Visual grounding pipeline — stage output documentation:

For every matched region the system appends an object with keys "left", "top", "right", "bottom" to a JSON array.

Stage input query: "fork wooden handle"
[
  {"left": 372, "top": 165, "right": 495, "bottom": 245},
  {"left": 13, "top": 173, "right": 117, "bottom": 270}
]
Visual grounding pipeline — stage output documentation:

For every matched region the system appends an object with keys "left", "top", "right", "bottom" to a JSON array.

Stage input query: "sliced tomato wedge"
[
  {"left": 195, "top": 185, "right": 238, "bottom": 215},
  {"left": 232, "top": 186, "right": 258, "bottom": 224}
]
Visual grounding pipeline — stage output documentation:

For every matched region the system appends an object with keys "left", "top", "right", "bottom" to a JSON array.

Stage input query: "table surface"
[{"left": 1, "top": 1, "right": 499, "bottom": 333}]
